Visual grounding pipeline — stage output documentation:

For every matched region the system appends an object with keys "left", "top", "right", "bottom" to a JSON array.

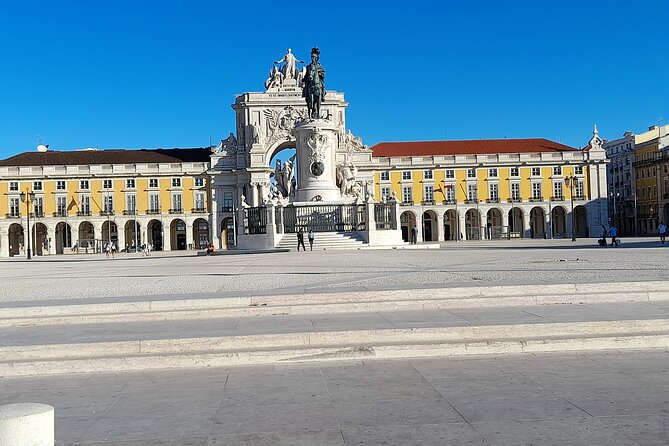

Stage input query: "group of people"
[
  {"left": 296, "top": 229, "right": 315, "bottom": 251},
  {"left": 104, "top": 242, "right": 118, "bottom": 258},
  {"left": 599, "top": 225, "right": 620, "bottom": 247}
]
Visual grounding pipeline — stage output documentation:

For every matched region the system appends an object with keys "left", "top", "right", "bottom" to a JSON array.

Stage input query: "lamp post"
[
  {"left": 609, "top": 191, "right": 619, "bottom": 231},
  {"left": 564, "top": 176, "right": 576, "bottom": 241},
  {"left": 20, "top": 190, "right": 35, "bottom": 260}
]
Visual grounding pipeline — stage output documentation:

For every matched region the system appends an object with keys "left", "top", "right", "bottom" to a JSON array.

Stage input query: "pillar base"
[{"left": 0, "top": 403, "right": 54, "bottom": 446}]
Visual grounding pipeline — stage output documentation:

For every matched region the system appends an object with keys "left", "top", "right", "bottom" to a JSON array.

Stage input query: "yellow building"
[
  {"left": 366, "top": 132, "right": 608, "bottom": 242},
  {"left": 0, "top": 148, "right": 211, "bottom": 257},
  {"left": 632, "top": 125, "right": 669, "bottom": 234}
]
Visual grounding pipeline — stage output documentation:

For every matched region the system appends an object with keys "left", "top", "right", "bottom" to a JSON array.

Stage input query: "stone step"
[
  {"left": 276, "top": 231, "right": 367, "bottom": 250},
  {"left": 1, "top": 281, "right": 668, "bottom": 327},
  {"left": 2, "top": 318, "right": 668, "bottom": 377}
]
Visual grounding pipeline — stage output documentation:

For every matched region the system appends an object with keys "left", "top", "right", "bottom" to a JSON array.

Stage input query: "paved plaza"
[{"left": 1, "top": 238, "right": 668, "bottom": 445}]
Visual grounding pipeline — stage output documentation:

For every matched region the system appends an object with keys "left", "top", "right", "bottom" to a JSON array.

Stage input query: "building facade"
[
  {"left": 603, "top": 131, "right": 635, "bottom": 236},
  {"left": 632, "top": 125, "right": 669, "bottom": 235},
  {"left": 0, "top": 148, "right": 211, "bottom": 257},
  {"left": 365, "top": 130, "right": 608, "bottom": 242}
]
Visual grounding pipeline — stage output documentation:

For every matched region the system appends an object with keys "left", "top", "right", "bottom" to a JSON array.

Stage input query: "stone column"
[
  {"left": 293, "top": 120, "right": 340, "bottom": 202},
  {"left": 522, "top": 210, "right": 531, "bottom": 238},
  {"left": 502, "top": 211, "right": 509, "bottom": 238},
  {"left": 0, "top": 403, "right": 54, "bottom": 446},
  {"left": 545, "top": 211, "right": 551, "bottom": 239},
  {"left": 210, "top": 187, "right": 219, "bottom": 248},
  {"left": 117, "top": 223, "right": 126, "bottom": 252},
  {"left": 47, "top": 227, "right": 57, "bottom": 255},
  {"left": 436, "top": 214, "right": 445, "bottom": 241},
  {"left": 250, "top": 182, "right": 259, "bottom": 207}
]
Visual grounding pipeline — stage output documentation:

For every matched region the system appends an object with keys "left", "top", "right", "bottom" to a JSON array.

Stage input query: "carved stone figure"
[
  {"left": 274, "top": 48, "right": 304, "bottom": 83},
  {"left": 214, "top": 133, "right": 237, "bottom": 155},
  {"left": 302, "top": 47, "right": 326, "bottom": 119},
  {"left": 264, "top": 106, "right": 308, "bottom": 146},
  {"left": 344, "top": 129, "right": 368, "bottom": 152},
  {"left": 264, "top": 66, "right": 284, "bottom": 90},
  {"left": 336, "top": 160, "right": 358, "bottom": 197},
  {"left": 272, "top": 154, "right": 297, "bottom": 198}
]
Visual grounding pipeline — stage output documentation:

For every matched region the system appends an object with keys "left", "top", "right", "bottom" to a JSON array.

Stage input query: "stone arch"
[
  {"left": 486, "top": 208, "right": 503, "bottom": 239},
  {"left": 170, "top": 218, "right": 187, "bottom": 250},
  {"left": 574, "top": 205, "right": 588, "bottom": 237},
  {"left": 421, "top": 210, "right": 438, "bottom": 242},
  {"left": 220, "top": 217, "right": 235, "bottom": 249},
  {"left": 124, "top": 220, "right": 141, "bottom": 251},
  {"left": 34, "top": 222, "right": 48, "bottom": 256},
  {"left": 55, "top": 222, "right": 72, "bottom": 254},
  {"left": 102, "top": 221, "right": 119, "bottom": 247},
  {"left": 192, "top": 218, "right": 210, "bottom": 249},
  {"left": 530, "top": 207, "right": 546, "bottom": 238},
  {"left": 8, "top": 223, "right": 23, "bottom": 257},
  {"left": 400, "top": 210, "right": 417, "bottom": 243},
  {"left": 78, "top": 221, "right": 95, "bottom": 252},
  {"left": 443, "top": 209, "right": 459, "bottom": 241},
  {"left": 147, "top": 219, "right": 163, "bottom": 251},
  {"left": 551, "top": 206, "right": 568, "bottom": 238},
  {"left": 465, "top": 208, "right": 481, "bottom": 240},
  {"left": 508, "top": 207, "right": 523, "bottom": 236}
]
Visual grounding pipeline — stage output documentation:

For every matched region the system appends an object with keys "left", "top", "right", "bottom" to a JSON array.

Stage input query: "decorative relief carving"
[
  {"left": 263, "top": 106, "right": 308, "bottom": 146},
  {"left": 304, "top": 130, "right": 329, "bottom": 163},
  {"left": 213, "top": 133, "right": 238, "bottom": 156}
]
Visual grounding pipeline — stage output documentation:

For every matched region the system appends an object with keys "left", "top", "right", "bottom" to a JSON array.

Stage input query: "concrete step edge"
[
  {"left": 2, "top": 334, "right": 668, "bottom": 377},
  {"left": 3, "top": 318, "right": 669, "bottom": 361}
]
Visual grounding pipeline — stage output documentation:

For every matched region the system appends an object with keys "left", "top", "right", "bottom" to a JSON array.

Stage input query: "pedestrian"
[
  {"left": 600, "top": 225, "right": 608, "bottom": 247},
  {"left": 659, "top": 222, "right": 667, "bottom": 244},
  {"left": 297, "top": 228, "right": 306, "bottom": 251},
  {"left": 411, "top": 226, "right": 418, "bottom": 244},
  {"left": 105, "top": 242, "right": 111, "bottom": 259},
  {"left": 111, "top": 242, "right": 116, "bottom": 258},
  {"left": 307, "top": 229, "right": 315, "bottom": 251},
  {"left": 609, "top": 225, "right": 619, "bottom": 247}
]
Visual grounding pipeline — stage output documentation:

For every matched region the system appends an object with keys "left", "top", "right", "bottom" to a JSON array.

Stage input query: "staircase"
[{"left": 276, "top": 231, "right": 368, "bottom": 250}]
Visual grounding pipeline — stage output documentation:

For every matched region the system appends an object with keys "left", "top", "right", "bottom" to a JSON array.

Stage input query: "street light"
[
  {"left": 564, "top": 176, "right": 576, "bottom": 241},
  {"left": 19, "top": 190, "right": 36, "bottom": 260},
  {"left": 609, "top": 191, "right": 619, "bottom": 230}
]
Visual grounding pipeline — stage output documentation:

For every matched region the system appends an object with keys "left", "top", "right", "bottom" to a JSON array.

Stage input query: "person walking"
[
  {"left": 411, "top": 226, "right": 418, "bottom": 244},
  {"left": 105, "top": 242, "right": 111, "bottom": 259},
  {"left": 307, "top": 229, "right": 315, "bottom": 251},
  {"left": 659, "top": 222, "right": 667, "bottom": 244},
  {"left": 297, "top": 229, "right": 306, "bottom": 251},
  {"left": 609, "top": 225, "right": 619, "bottom": 247}
]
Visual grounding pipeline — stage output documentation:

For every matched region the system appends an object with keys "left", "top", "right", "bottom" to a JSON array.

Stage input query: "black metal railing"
[
  {"left": 281, "top": 204, "right": 366, "bottom": 233},
  {"left": 77, "top": 211, "right": 92, "bottom": 217},
  {"left": 169, "top": 208, "right": 183, "bottom": 214},
  {"left": 191, "top": 208, "right": 207, "bottom": 214},
  {"left": 375, "top": 203, "right": 395, "bottom": 230},
  {"left": 244, "top": 207, "right": 267, "bottom": 234}
]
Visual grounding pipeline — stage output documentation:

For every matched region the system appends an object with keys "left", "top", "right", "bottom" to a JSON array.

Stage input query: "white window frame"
[
  {"left": 9, "top": 197, "right": 20, "bottom": 217},
  {"left": 194, "top": 192, "right": 206, "bottom": 211},
  {"left": 510, "top": 167, "right": 519, "bottom": 177},
  {"left": 531, "top": 167, "right": 541, "bottom": 177},
  {"left": 532, "top": 182, "right": 542, "bottom": 199},
  {"left": 574, "top": 166, "right": 583, "bottom": 175},
  {"left": 80, "top": 195, "right": 91, "bottom": 214},
  {"left": 172, "top": 178, "right": 182, "bottom": 188},
  {"left": 402, "top": 186, "right": 412, "bottom": 204},
  {"left": 149, "top": 178, "right": 159, "bottom": 188},
  {"left": 489, "top": 183, "right": 499, "bottom": 201},
  {"left": 467, "top": 169, "right": 476, "bottom": 178},
  {"left": 9, "top": 181, "right": 19, "bottom": 191},
  {"left": 380, "top": 171, "right": 390, "bottom": 181},
  {"left": 467, "top": 184, "right": 478, "bottom": 201},
  {"left": 149, "top": 193, "right": 160, "bottom": 213},
  {"left": 423, "top": 170, "right": 433, "bottom": 180},
  {"left": 488, "top": 168, "right": 498, "bottom": 178},
  {"left": 33, "top": 181, "right": 43, "bottom": 191},
  {"left": 172, "top": 193, "right": 183, "bottom": 212},
  {"left": 194, "top": 178, "right": 204, "bottom": 187},
  {"left": 511, "top": 182, "right": 520, "bottom": 200},
  {"left": 445, "top": 169, "right": 455, "bottom": 179},
  {"left": 80, "top": 180, "right": 89, "bottom": 190},
  {"left": 103, "top": 180, "right": 113, "bottom": 189},
  {"left": 402, "top": 171, "right": 411, "bottom": 181},
  {"left": 553, "top": 166, "right": 562, "bottom": 176},
  {"left": 553, "top": 182, "right": 563, "bottom": 200},
  {"left": 381, "top": 186, "right": 391, "bottom": 202},
  {"left": 126, "top": 194, "right": 136, "bottom": 213},
  {"left": 423, "top": 185, "right": 434, "bottom": 202},
  {"left": 126, "top": 179, "right": 136, "bottom": 189},
  {"left": 56, "top": 180, "right": 66, "bottom": 190}
]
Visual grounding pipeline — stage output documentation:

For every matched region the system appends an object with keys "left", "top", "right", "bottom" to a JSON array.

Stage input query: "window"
[
  {"left": 103, "top": 194, "right": 114, "bottom": 213},
  {"left": 381, "top": 186, "right": 391, "bottom": 202},
  {"left": 531, "top": 167, "right": 541, "bottom": 176},
  {"left": 103, "top": 180, "right": 113, "bottom": 189},
  {"left": 532, "top": 182, "right": 542, "bottom": 199},
  {"left": 9, "top": 198, "right": 20, "bottom": 217},
  {"left": 553, "top": 166, "right": 562, "bottom": 176},
  {"left": 223, "top": 191, "right": 233, "bottom": 211},
  {"left": 402, "top": 186, "right": 412, "bottom": 204},
  {"left": 467, "top": 169, "right": 476, "bottom": 178},
  {"left": 149, "top": 193, "right": 160, "bottom": 213},
  {"left": 126, "top": 195, "right": 136, "bottom": 213},
  {"left": 467, "top": 184, "right": 478, "bottom": 201},
  {"left": 380, "top": 171, "right": 389, "bottom": 181},
  {"left": 9, "top": 181, "right": 18, "bottom": 191},
  {"left": 445, "top": 169, "right": 455, "bottom": 179},
  {"left": 424, "top": 170, "right": 433, "bottom": 180},
  {"left": 149, "top": 178, "right": 159, "bottom": 188},
  {"left": 56, "top": 196, "right": 67, "bottom": 216},
  {"left": 511, "top": 183, "right": 520, "bottom": 200},
  {"left": 574, "top": 166, "right": 583, "bottom": 175},
  {"left": 33, "top": 181, "right": 43, "bottom": 191},
  {"left": 194, "top": 178, "right": 204, "bottom": 187},
  {"left": 510, "top": 167, "right": 519, "bottom": 177},
  {"left": 553, "top": 182, "right": 563, "bottom": 199},
  {"left": 56, "top": 181, "right": 66, "bottom": 190},
  {"left": 172, "top": 193, "right": 183, "bottom": 211},
  {"left": 488, "top": 168, "right": 498, "bottom": 178},
  {"left": 126, "top": 179, "right": 136, "bottom": 189},
  {"left": 34, "top": 197, "right": 44, "bottom": 216},
  {"left": 575, "top": 180, "right": 584, "bottom": 198},
  {"left": 488, "top": 183, "right": 498, "bottom": 201},
  {"left": 402, "top": 171, "right": 411, "bottom": 180},
  {"left": 172, "top": 178, "right": 182, "bottom": 188},
  {"left": 194, "top": 192, "right": 206, "bottom": 211},
  {"left": 80, "top": 180, "right": 89, "bottom": 190},
  {"left": 80, "top": 195, "right": 90, "bottom": 214},
  {"left": 444, "top": 184, "right": 455, "bottom": 201},
  {"left": 423, "top": 185, "right": 434, "bottom": 202}
]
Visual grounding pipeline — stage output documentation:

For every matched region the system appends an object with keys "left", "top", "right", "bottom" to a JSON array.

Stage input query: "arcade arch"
[
  {"left": 170, "top": 219, "right": 187, "bottom": 250},
  {"left": 529, "top": 207, "right": 545, "bottom": 238},
  {"left": 443, "top": 209, "right": 458, "bottom": 241},
  {"left": 465, "top": 209, "right": 481, "bottom": 240},
  {"left": 422, "top": 210, "right": 438, "bottom": 242},
  {"left": 400, "top": 211, "right": 416, "bottom": 243},
  {"left": 551, "top": 206, "right": 567, "bottom": 238}
]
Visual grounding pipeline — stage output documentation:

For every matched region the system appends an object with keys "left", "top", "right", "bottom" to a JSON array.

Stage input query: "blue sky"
[{"left": 0, "top": 1, "right": 666, "bottom": 159}]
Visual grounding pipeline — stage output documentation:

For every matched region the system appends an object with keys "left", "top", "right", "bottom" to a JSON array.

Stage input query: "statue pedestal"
[{"left": 293, "top": 120, "right": 340, "bottom": 203}]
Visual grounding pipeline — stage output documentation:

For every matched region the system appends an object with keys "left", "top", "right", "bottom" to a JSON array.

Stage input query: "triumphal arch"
[{"left": 209, "top": 48, "right": 402, "bottom": 249}]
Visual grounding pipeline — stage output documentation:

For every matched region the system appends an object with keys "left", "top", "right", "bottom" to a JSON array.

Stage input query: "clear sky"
[{"left": 0, "top": 0, "right": 667, "bottom": 159}]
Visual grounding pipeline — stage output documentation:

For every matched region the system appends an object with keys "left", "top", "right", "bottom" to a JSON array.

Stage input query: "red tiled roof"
[
  {"left": 0, "top": 148, "right": 211, "bottom": 167},
  {"left": 371, "top": 138, "right": 578, "bottom": 157}
]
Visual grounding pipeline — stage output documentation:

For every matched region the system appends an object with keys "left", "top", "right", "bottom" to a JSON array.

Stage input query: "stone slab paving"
[
  {"left": 0, "top": 238, "right": 667, "bottom": 304},
  {"left": 0, "top": 350, "right": 667, "bottom": 445}
]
